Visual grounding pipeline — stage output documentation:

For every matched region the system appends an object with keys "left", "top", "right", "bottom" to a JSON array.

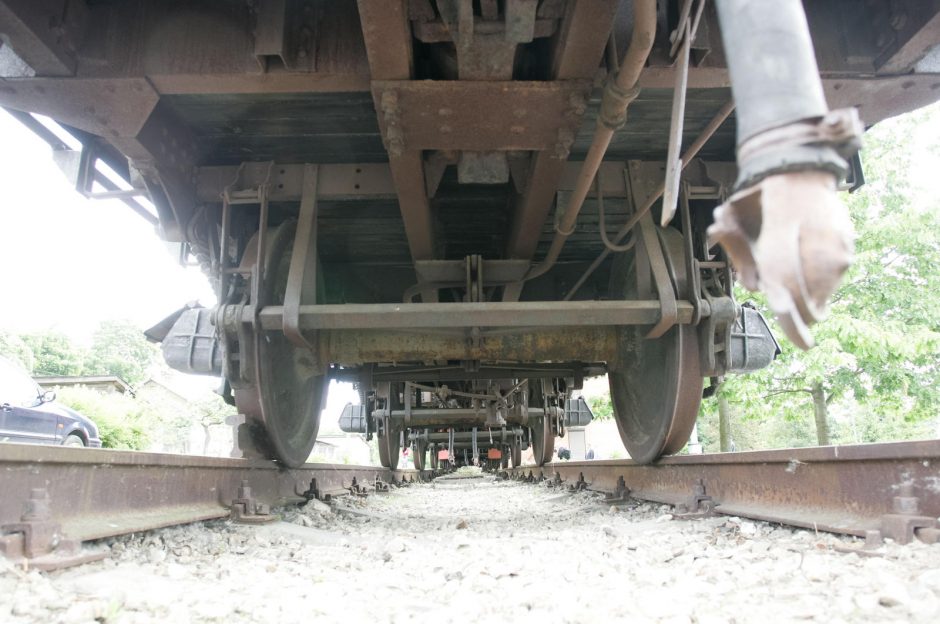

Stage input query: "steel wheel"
[
  {"left": 377, "top": 383, "right": 403, "bottom": 469},
  {"left": 528, "top": 381, "right": 555, "bottom": 466},
  {"left": 429, "top": 444, "right": 440, "bottom": 470},
  {"left": 377, "top": 425, "right": 391, "bottom": 467},
  {"left": 234, "top": 220, "right": 328, "bottom": 468},
  {"left": 529, "top": 417, "right": 554, "bottom": 466},
  {"left": 608, "top": 226, "right": 703, "bottom": 464},
  {"left": 414, "top": 439, "right": 427, "bottom": 471},
  {"left": 377, "top": 421, "right": 402, "bottom": 469},
  {"left": 511, "top": 440, "right": 522, "bottom": 467}
]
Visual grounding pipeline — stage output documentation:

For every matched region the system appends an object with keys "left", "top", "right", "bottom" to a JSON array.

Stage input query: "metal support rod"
[
  {"left": 563, "top": 100, "right": 736, "bottom": 301},
  {"left": 252, "top": 300, "right": 697, "bottom": 330},
  {"left": 412, "top": 429, "right": 525, "bottom": 444},
  {"left": 377, "top": 407, "right": 557, "bottom": 427},
  {"left": 283, "top": 164, "right": 320, "bottom": 350}
]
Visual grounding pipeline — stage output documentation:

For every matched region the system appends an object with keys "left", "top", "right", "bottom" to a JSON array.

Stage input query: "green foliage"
[
  {"left": 709, "top": 102, "right": 940, "bottom": 449},
  {"left": 83, "top": 320, "right": 158, "bottom": 385},
  {"left": 55, "top": 386, "right": 150, "bottom": 450},
  {"left": 587, "top": 394, "right": 613, "bottom": 421},
  {"left": 193, "top": 394, "right": 232, "bottom": 428},
  {"left": 21, "top": 331, "right": 84, "bottom": 376},
  {"left": 0, "top": 331, "right": 34, "bottom": 371}
]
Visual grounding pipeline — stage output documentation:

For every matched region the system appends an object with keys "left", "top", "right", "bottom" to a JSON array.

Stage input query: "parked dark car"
[{"left": 0, "top": 357, "right": 101, "bottom": 448}]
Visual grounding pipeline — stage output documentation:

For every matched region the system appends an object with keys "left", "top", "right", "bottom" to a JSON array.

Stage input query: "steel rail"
[
  {"left": 4, "top": 440, "right": 939, "bottom": 569},
  {"left": 507, "top": 439, "right": 940, "bottom": 545},
  {"left": 0, "top": 444, "right": 420, "bottom": 570}
]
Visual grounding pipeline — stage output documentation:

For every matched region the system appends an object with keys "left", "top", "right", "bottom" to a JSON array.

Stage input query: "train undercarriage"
[{"left": 2, "top": 0, "right": 938, "bottom": 467}]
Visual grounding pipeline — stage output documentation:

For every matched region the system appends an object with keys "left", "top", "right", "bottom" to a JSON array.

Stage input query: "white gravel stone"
[{"left": 2, "top": 473, "right": 939, "bottom": 622}]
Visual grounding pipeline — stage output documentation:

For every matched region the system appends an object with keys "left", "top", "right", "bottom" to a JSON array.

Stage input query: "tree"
[
  {"left": 84, "top": 320, "right": 158, "bottom": 385},
  {"left": 193, "top": 395, "right": 234, "bottom": 455},
  {"left": 22, "top": 331, "right": 83, "bottom": 376},
  {"left": 717, "top": 384, "right": 733, "bottom": 451},
  {"left": 711, "top": 102, "right": 940, "bottom": 449},
  {"left": 55, "top": 386, "right": 150, "bottom": 450},
  {"left": 0, "top": 331, "right": 34, "bottom": 371},
  {"left": 587, "top": 394, "right": 613, "bottom": 421}
]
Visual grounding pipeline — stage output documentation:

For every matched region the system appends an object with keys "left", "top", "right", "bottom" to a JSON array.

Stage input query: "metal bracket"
[
  {"left": 348, "top": 477, "right": 369, "bottom": 497},
  {"left": 873, "top": 482, "right": 940, "bottom": 545},
  {"left": 637, "top": 213, "right": 679, "bottom": 339},
  {"left": 283, "top": 164, "right": 322, "bottom": 354},
  {"left": 698, "top": 293, "right": 736, "bottom": 377},
  {"left": 674, "top": 478, "right": 716, "bottom": 517},
  {"left": 230, "top": 480, "right": 277, "bottom": 524},
  {"left": 0, "top": 489, "right": 106, "bottom": 571},
  {"left": 568, "top": 472, "right": 588, "bottom": 492},
  {"left": 661, "top": 18, "right": 691, "bottom": 226},
  {"left": 604, "top": 476, "right": 632, "bottom": 505}
]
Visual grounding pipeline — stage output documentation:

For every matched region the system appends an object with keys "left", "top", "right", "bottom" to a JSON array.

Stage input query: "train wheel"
[
  {"left": 608, "top": 225, "right": 702, "bottom": 464},
  {"left": 377, "top": 383, "right": 403, "bottom": 469},
  {"left": 429, "top": 445, "right": 440, "bottom": 470},
  {"left": 511, "top": 441, "right": 522, "bottom": 467},
  {"left": 528, "top": 381, "right": 555, "bottom": 466},
  {"left": 377, "top": 430, "right": 390, "bottom": 467},
  {"left": 414, "top": 440, "right": 427, "bottom": 471},
  {"left": 233, "top": 220, "right": 328, "bottom": 468},
  {"left": 530, "top": 416, "right": 554, "bottom": 466},
  {"left": 378, "top": 422, "right": 402, "bottom": 469}
]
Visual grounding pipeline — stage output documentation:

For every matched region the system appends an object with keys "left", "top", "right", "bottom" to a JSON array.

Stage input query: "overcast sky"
[{"left": 0, "top": 109, "right": 216, "bottom": 344}]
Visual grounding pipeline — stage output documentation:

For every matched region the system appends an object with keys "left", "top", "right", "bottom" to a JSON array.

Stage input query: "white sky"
[
  {"left": 0, "top": 109, "right": 216, "bottom": 343},
  {"left": 0, "top": 109, "right": 359, "bottom": 416}
]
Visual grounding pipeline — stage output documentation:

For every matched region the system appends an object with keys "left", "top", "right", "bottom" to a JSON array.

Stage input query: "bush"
[{"left": 55, "top": 387, "right": 150, "bottom": 450}]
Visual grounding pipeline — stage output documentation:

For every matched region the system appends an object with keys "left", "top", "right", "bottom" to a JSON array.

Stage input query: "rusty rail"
[
  {"left": 0, "top": 444, "right": 422, "bottom": 570},
  {"left": 508, "top": 440, "right": 940, "bottom": 545},
  {"left": 4, "top": 440, "right": 939, "bottom": 570}
]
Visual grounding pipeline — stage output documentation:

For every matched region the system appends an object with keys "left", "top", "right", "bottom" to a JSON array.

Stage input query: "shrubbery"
[{"left": 55, "top": 386, "right": 150, "bottom": 450}]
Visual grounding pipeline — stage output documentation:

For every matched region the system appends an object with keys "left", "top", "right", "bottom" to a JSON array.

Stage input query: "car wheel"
[{"left": 63, "top": 434, "right": 86, "bottom": 448}]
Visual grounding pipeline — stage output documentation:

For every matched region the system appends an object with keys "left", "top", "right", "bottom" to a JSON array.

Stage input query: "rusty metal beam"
[
  {"left": 195, "top": 161, "right": 629, "bottom": 203},
  {"left": 326, "top": 326, "right": 619, "bottom": 364},
  {"left": 357, "top": 0, "right": 413, "bottom": 79},
  {"left": 0, "top": 77, "right": 159, "bottom": 138},
  {"left": 357, "top": 0, "right": 435, "bottom": 267},
  {"left": 252, "top": 299, "right": 695, "bottom": 330},
  {"left": 505, "top": 153, "right": 569, "bottom": 261},
  {"left": 502, "top": 0, "right": 619, "bottom": 300},
  {"left": 550, "top": 0, "right": 620, "bottom": 78},
  {"left": 0, "top": 0, "right": 87, "bottom": 76},
  {"left": 875, "top": 2, "right": 940, "bottom": 74},
  {"left": 508, "top": 439, "right": 940, "bottom": 543},
  {"left": 387, "top": 150, "right": 435, "bottom": 261},
  {"left": 371, "top": 80, "right": 591, "bottom": 152},
  {"left": 110, "top": 102, "right": 200, "bottom": 241}
]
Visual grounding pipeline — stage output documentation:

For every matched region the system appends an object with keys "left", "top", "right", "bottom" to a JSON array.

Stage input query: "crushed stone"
[{"left": 1, "top": 474, "right": 939, "bottom": 623}]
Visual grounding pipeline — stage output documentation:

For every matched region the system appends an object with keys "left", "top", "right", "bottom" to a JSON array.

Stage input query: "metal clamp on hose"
[
  {"left": 735, "top": 108, "right": 864, "bottom": 190},
  {"left": 599, "top": 80, "right": 640, "bottom": 130}
]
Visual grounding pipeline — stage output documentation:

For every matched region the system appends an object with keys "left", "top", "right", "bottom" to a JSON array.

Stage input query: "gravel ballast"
[{"left": 2, "top": 472, "right": 939, "bottom": 623}]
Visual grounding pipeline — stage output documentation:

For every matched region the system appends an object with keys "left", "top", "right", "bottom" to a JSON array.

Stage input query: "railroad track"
[
  {"left": 507, "top": 439, "right": 940, "bottom": 547},
  {"left": 0, "top": 445, "right": 414, "bottom": 570},
  {"left": 2, "top": 440, "right": 939, "bottom": 570}
]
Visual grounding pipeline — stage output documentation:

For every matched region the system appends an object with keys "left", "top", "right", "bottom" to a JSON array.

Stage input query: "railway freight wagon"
[{"left": 2, "top": 0, "right": 938, "bottom": 468}]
